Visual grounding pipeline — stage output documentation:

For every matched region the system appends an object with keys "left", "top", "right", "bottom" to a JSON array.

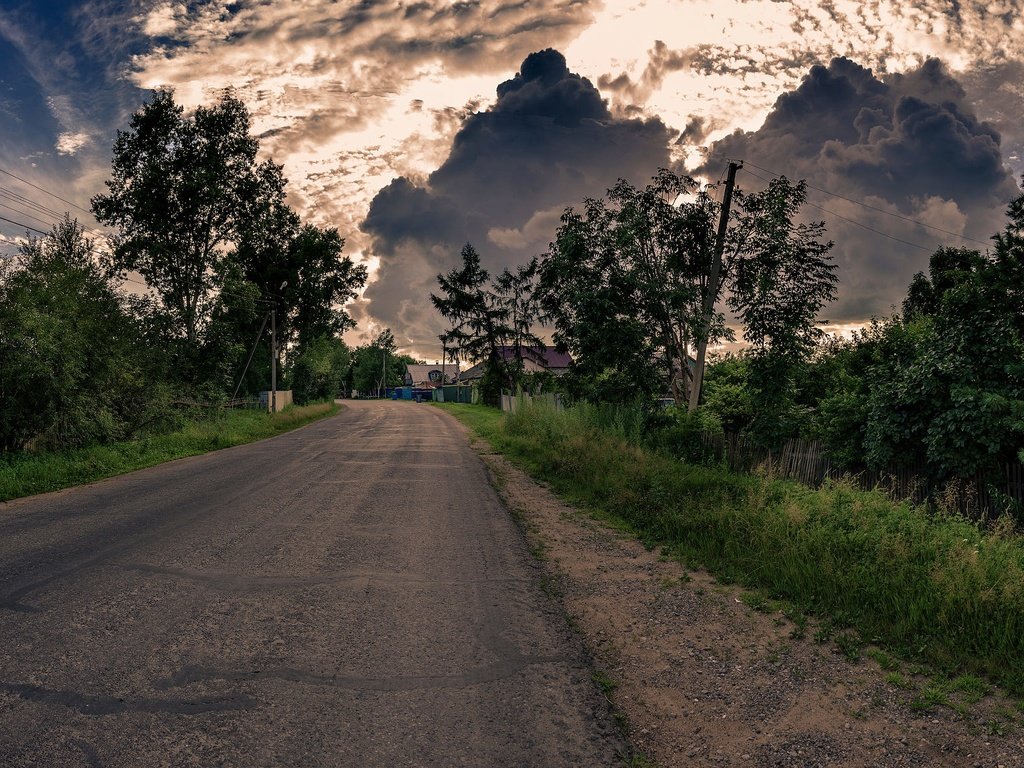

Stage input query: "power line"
[
  {"left": 742, "top": 167, "right": 935, "bottom": 253},
  {"left": 0, "top": 201, "right": 56, "bottom": 230},
  {"left": 0, "top": 166, "right": 94, "bottom": 216},
  {"left": 740, "top": 160, "right": 992, "bottom": 247},
  {"left": 0, "top": 214, "right": 48, "bottom": 237},
  {"left": 0, "top": 186, "right": 65, "bottom": 219}
]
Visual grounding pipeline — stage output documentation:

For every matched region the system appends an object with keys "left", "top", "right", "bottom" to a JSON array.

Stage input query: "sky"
[{"left": 1, "top": 0, "right": 1023, "bottom": 360}]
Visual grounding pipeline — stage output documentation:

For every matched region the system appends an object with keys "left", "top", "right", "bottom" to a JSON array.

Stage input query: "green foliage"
[
  {"left": 291, "top": 336, "right": 351, "bottom": 405},
  {"left": 857, "top": 245, "right": 1024, "bottom": 477},
  {"left": 432, "top": 244, "right": 545, "bottom": 400},
  {"left": 93, "top": 89, "right": 367, "bottom": 394},
  {"left": 700, "top": 354, "right": 754, "bottom": 433},
  {"left": 0, "top": 218, "right": 168, "bottom": 452},
  {"left": 728, "top": 177, "right": 837, "bottom": 449},
  {"left": 350, "top": 329, "right": 415, "bottom": 396},
  {"left": 451, "top": 400, "right": 1024, "bottom": 697},
  {"left": 696, "top": 193, "right": 1024, "bottom": 482},
  {"left": 92, "top": 89, "right": 263, "bottom": 346},
  {"left": 648, "top": 407, "right": 723, "bottom": 464},
  {"left": 537, "top": 170, "right": 721, "bottom": 405}
]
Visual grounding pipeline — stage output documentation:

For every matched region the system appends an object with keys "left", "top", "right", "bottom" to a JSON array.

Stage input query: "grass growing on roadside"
[
  {"left": 443, "top": 399, "right": 1024, "bottom": 698},
  {"left": 0, "top": 402, "right": 339, "bottom": 502}
]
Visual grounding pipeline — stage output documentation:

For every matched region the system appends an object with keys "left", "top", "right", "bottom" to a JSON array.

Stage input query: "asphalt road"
[{"left": 0, "top": 401, "right": 623, "bottom": 767}]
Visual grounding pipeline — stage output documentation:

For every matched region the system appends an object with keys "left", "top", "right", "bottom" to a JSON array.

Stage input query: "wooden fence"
[{"left": 700, "top": 432, "right": 1024, "bottom": 520}]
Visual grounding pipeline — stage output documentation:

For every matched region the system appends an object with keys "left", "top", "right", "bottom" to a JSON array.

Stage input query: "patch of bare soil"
[{"left": 477, "top": 446, "right": 1024, "bottom": 768}]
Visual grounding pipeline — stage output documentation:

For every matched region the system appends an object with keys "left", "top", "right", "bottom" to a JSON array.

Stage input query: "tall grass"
[
  {"left": 445, "top": 400, "right": 1024, "bottom": 697},
  {"left": 0, "top": 402, "right": 339, "bottom": 502}
]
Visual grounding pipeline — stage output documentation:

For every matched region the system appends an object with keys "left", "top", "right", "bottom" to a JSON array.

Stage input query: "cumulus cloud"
[
  {"left": 361, "top": 48, "right": 673, "bottom": 353},
  {"left": 698, "top": 57, "right": 1020, "bottom": 324}
]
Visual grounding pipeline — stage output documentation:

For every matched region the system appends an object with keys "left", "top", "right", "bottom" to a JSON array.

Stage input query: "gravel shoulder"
[{"left": 458, "top": 426, "right": 1024, "bottom": 768}]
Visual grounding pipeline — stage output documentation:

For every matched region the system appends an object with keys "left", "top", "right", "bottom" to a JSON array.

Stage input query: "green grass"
[
  {"left": 0, "top": 402, "right": 339, "bottom": 502},
  {"left": 441, "top": 399, "right": 1024, "bottom": 698},
  {"left": 592, "top": 670, "right": 618, "bottom": 695}
]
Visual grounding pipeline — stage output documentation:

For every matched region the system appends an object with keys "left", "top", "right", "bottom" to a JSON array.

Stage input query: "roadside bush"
[
  {"left": 0, "top": 219, "right": 164, "bottom": 452},
  {"left": 291, "top": 336, "right": 350, "bottom": 405},
  {"left": 650, "top": 407, "right": 723, "bottom": 464}
]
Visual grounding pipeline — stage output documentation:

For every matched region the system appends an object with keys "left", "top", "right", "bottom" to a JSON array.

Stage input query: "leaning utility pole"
[
  {"left": 688, "top": 160, "right": 742, "bottom": 413},
  {"left": 271, "top": 307, "right": 277, "bottom": 413}
]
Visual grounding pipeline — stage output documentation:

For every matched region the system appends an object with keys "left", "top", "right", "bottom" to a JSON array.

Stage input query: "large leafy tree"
[
  {"left": 351, "top": 329, "right": 416, "bottom": 395},
  {"left": 538, "top": 170, "right": 722, "bottom": 405},
  {"left": 218, "top": 165, "right": 367, "bottom": 394},
  {"left": 92, "top": 89, "right": 266, "bottom": 348},
  {"left": 291, "top": 336, "right": 351, "bottom": 405},
  {"left": 287, "top": 225, "right": 367, "bottom": 352},
  {"left": 728, "top": 177, "right": 838, "bottom": 448},
  {"left": 861, "top": 243, "right": 1024, "bottom": 476}
]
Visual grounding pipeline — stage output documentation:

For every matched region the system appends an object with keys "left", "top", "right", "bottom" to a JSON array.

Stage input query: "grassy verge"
[
  {"left": 0, "top": 402, "right": 339, "bottom": 502},
  {"left": 438, "top": 401, "right": 1024, "bottom": 698}
]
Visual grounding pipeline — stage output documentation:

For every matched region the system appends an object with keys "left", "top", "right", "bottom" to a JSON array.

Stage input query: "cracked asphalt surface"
[{"left": 0, "top": 400, "right": 622, "bottom": 767}]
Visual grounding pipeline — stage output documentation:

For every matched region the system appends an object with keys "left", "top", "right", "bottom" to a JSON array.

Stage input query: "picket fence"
[{"left": 700, "top": 431, "right": 1024, "bottom": 520}]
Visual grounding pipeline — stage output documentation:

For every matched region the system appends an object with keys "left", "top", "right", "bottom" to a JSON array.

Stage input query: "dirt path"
[{"left": 471, "top": 439, "right": 1024, "bottom": 768}]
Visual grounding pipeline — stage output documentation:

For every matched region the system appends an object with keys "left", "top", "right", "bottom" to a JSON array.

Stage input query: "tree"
[
  {"left": 0, "top": 218, "right": 164, "bottom": 452},
  {"left": 432, "top": 244, "right": 545, "bottom": 401},
  {"left": 539, "top": 203, "right": 663, "bottom": 403},
  {"left": 701, "top": 354, "right": 755, "bottom": 434},
  {"left": 491, "top": 257, "right": 545, "bottom": 386},
  {"left": 537, "top": 170, "right": 722, "bottom": 405},
  {"left": 92, "top": 89, "right": 269, "bottom": 349},
  {"left": 291, "top": 337, "right": 351, "bottom": 405},
  {"left": 286, "top": 225, "right": 367, "bottom": 352},
  {"left": 862, "top": 243, "right": 1024, "bottom": 477},
  {"left": 728, "top": 177, "right": 837, "bottom": 448},
  {"left": 351, "top": 329, "right": 416, "bottom": 396}
]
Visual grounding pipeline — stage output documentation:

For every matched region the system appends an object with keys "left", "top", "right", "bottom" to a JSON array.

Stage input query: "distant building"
[
  {"left": 460, "top": 346, "right": 572, "bottom": 383},
  {"left": 404, "top": 363, "right": 461, "bottom": 388}
]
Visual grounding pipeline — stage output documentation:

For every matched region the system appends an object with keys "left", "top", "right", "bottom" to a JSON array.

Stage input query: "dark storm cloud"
[
  {"left": 361, "top": 48, "right": 673, "bottom": 352},
  {"left": 698, "top": 57, "right": 1021, "bottom": 324}
]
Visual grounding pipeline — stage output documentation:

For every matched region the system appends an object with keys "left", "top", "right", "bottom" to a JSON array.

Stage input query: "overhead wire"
[
  {"left": 0, "top": 214, "right": 48, "bottom": 237},
  {"left": 0, "top": 165, "right": 94, "bottom": 216},
  {"left": 0, "top": 201, "right": 58, "bottom": 230},
  {"left": 741, "top": 166, "right": 939, "bottom": 254},
  {"left": 740, "top": 159, "right": 992, "bottom": 248},
  {"left": 0, "top": 186, "right": 65, "bottom": 219}
]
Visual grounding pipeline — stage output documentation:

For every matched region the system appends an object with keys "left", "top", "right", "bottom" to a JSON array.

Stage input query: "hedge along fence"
[
  {"left": 488, "top": 400, "right": 1024, "bottom": 696},
  {"left": 700, "top": 431, "right": 1024, "bottom": 522}
]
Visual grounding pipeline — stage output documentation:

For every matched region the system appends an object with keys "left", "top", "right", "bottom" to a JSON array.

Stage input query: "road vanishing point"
[{"left": 0, "top": 401, "right": 623, "bottom": 767}]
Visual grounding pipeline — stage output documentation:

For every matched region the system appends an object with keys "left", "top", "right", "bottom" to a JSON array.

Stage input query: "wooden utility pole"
[
  {"left": 270, "top": 307, "right": 277, "bottom": 413},
  {"left": 688, "top": 161, "right": 741, "bottom": 413}
]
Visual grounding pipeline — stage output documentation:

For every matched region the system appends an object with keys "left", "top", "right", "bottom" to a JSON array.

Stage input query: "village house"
[{"left": 403, "top": 363, "right": 461, "bottom": 389}]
